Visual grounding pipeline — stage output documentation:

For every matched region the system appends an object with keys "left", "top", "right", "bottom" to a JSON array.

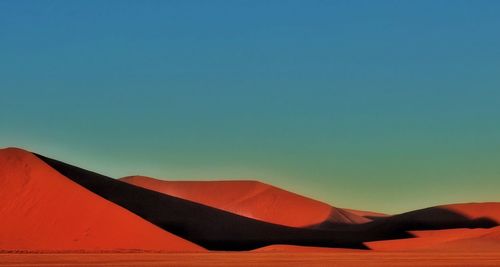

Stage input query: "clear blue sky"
[{"left": 1, "top": 0, "right": 500, "bottom": 213}]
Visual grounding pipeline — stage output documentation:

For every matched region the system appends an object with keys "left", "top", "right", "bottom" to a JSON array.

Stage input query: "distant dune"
[
  {"left": 0, "top": 147, "right": 499, "bottom": 254},
  {"left": 120, "top": 176, "right": 370, "bottom": 227},
  {"left": 367, "top": 226, "right": 500, "bottom": 251},
  {"left": 442, "top": 202, "right": 500, "bottom": 223},
  {"left": 365, "top": 203, "right": 500, "bottom": 251},
  {"left": 0, "top": 148, "right": 203, "bottom": 252}
]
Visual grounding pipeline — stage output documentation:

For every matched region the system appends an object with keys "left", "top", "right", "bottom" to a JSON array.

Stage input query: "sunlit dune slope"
[{"left": 0, "top": 148, "right": 203, "bottom": 252}]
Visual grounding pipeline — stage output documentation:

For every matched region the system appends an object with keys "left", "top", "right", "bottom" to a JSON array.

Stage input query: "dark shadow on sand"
[{"left": 36, "top": 153, "right": 498, "bottom": 251}]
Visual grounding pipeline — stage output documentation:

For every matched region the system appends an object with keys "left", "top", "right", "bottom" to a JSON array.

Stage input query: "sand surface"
[{"left": 1, "top": 252, "right": 500, "bottom": 267}]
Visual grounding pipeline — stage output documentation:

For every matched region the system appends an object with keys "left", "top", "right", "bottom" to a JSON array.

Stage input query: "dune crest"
[{"left": 121, "top": 175, "right": 370, "bottom": 227}]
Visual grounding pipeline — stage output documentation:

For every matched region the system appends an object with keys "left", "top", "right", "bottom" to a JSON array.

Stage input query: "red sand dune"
[
  {"left": 121, "top": 176, "right": 370, "bottom": 227},
  {"left": 367, "top": 227, "right": 500, "bottom": 252},
  {"left": 2, "top": 146, "right": 499, "bottom": 254},
  {"left": 365, "top": 203, "right": 500, "bottom": 251},
  {"left": 0, "top": 148, "right": 203, "bottom": 252},
  {"left": 443, "top": 202, "right": 500, "bottom": 223},
  {"left": 35, "top": 153, "right": 371, "bottom": 251}
]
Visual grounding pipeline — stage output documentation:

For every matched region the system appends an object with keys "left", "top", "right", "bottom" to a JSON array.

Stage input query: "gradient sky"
[{"left": 1, "top": 0, "right": 500, "bottom": 213}]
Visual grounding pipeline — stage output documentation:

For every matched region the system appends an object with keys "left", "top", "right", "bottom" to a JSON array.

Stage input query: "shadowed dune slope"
[
  {"left": 367, "top": 226, "right": 500, "bottom": 251},
  {"left": 35, "top": 152, "right": 374, "bottom": 251},
  {"left": 442, "top": 203, "right": 500, "bottom": 223},
  {"left": 312, "top": 203, "right": 500, "bottom": 246},
  {"left": 371, "top": 203, "right": 500, "bottom": 231},
  {"left": 120, "top": 176, "right": 369, "bottom": 227},
  {"left": 364, "top": 203, "right": 500, "bottom": 251},
  {"left": 0, "top": 148, "right": 203, "bottom": 252}
]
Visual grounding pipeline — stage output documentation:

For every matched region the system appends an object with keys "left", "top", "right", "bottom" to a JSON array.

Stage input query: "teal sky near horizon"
[{"left": 1, "top": 1, "right": 500, "bottom": 213}]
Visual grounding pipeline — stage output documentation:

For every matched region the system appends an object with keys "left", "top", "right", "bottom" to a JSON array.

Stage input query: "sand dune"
[
  {"left": 0, "top": 148, "right": 203, "bottom": 252},
  {"left": 35, "top": 153, "right": 375, "bottom": 250},
  {"left": 367, "top": 226, "right": 500, "bottom": 251},
  {"left": 369, "top": 203, "right": 499, "bottom": 232},
  {"left": 364, "top": 203, "right": 500, "bottom": 251},
  {"left": 442, "top": 203, "right": 500, "bottom": 223},
  {"left": 1, "top": 147, "right": 499, "bottom": 253},
  {"left": 120, "top": 176, "right": 370, "bottom": 227}
]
